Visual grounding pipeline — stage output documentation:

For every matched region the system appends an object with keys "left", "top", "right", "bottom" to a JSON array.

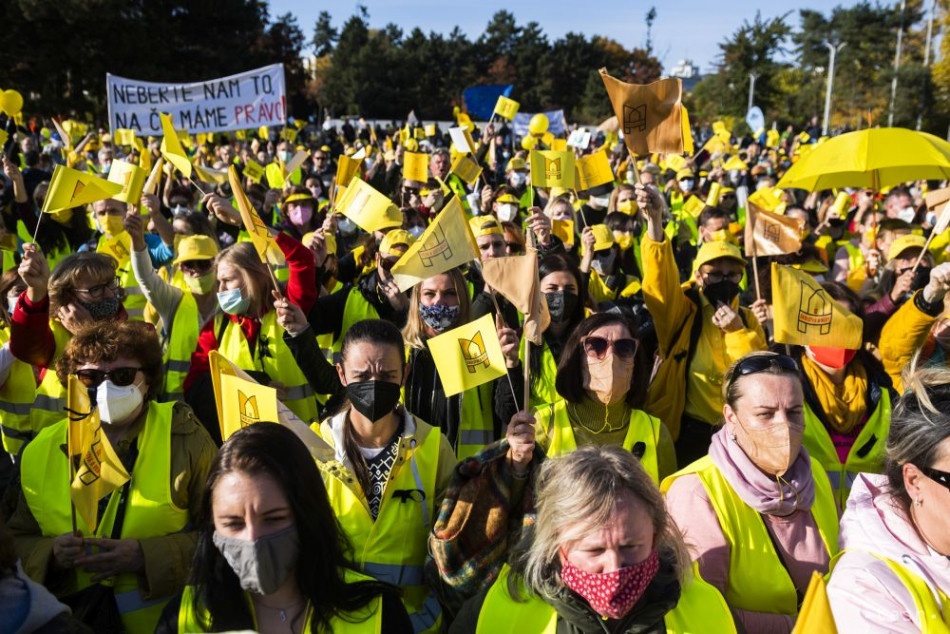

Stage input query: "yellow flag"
[
  {"left": 284, "top": 150, "right": 309, "bottom": 177},
  {"left": 258, "top": 126, "right": 270, "bottom": 140},
  {"left": 450, "top": 154, "right": 483, "bottom": 185},
  {"left": 335, "top": 155, "right": 361, "bottom": 188},
  {"left": 680, "top": 104, "right": 695, "bottom": 155},
  {"left": 113, "top": 128, "right": 137, "bottom": 147},
  {"left": 142, "top": 156, "right": 165, "bottom": 197},
  {"left": 107, "top": 159, "right": 147, "bottom": 204},
  {"left": 493, "top": 95, "right": 520, "bottom": 120},
  {"left": 193, "top": 163, "right": 229, "bottom": 185},
  {"left": 552, "top": 218, "right": 574, "bottom": 246},
  {"left": 426, "top": 313, "right": 507, "bottom": 396},
  {"left": 744, "top": 202, "right": 803, "bottom": 257},
  {"left": 766, "top": 129, "right": 781, "bottom": 148},
  {"left": 529, "top": 150, "right": 575, "bottom": 189},
  {"left": 424, "top": 123, "right": 437, "bottom": 137},
  {"left": 551, "top": 138, "right": 568, "bottom": 151},
  {"left": 218, "top": 373, "right": 280, "bottom": 441},
  {"left": 771, "top": 263, "right": 863, "bottom": 349},
  {"left": 748, "top": 186, "right": 786, "bottom": 213},
  {"left": 480, "top": 251, "right": 551, "bottom": 345},
  {"left": 265, "top": 162, "right": 285, "bottom": 189},
  {"left": 228, "top": 165, "right": 274, "bottom": 261},
  {"left": 42, "top": 164, "right": 123, "bottom": 214},
  {"left": 159, "top": 113, "right": 192, "bottom": 178},
  {"left": 391, "top": 196, "right": 479, "bottom": 292},
  {"left": 576, "top": 150, "right": 614, "bottom": 190},
  {"left": 336, "top": 177, "right": 403, "bottom": 234},
  {"left": 66, "top": 375, "right": 130, "bottom": 533},
  {"left": 791, "top": 572, "right": 838, "bottom": 634},
  {"left": 722, "top": 155, "right": 748, "bottom": 172},
  {"left": 236, "top": 130, "right": 247, "bottom": 140},
  {"left": 243, "top": 159, "right": 265, "bottom": 184},
  {"left": 681, "top": 195, "right": 705, "bottom": 219},
  {"left": 600, "top": 69, "right": 689, "bottom": 155},
  {"left": 404, "top": 151, "right": 429, "bottom": 183},
  {"left": 280, "top": 127, "right": 298, "bottom": 143}
]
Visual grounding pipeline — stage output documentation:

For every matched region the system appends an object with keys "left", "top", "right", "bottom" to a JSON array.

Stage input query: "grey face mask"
[{"left": 212, "top": 525, "right": 299, "bottom": 595}]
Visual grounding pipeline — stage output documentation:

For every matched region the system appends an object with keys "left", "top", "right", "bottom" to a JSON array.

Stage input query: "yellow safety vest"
[
  {"left": 522, "top": 340, "right": 559, "bottom": 411},
  {"left": 29, "top": 321, "right": 72, "bottom": 434},
  {"left": 588, "top": 269, "right": 642, "bottom": 304},
  {"left": 21, "top": 402, "right": 188, "bottom": 633},
  {"left": 160, "top": 290, "right": 201, "bottom": 402},
  {"left": 317, "top": 416, "right": 443, "bottom": 633},
  {"left": 0, "top": 328, "right": 36, "bottom": 456},
  {"left": 177, "top": 568, "right": 384, "bottom": 633},
  {"left": 843, "top": 242, "right": 866, "bottom": 292},
  {"left": 661, "top": 455, "right": 839, "bottom": 616},
  {"left": 476, "top": 563, "right": 736, "bottom": 634},
  {"left": 535, "top": 400, "right": 662, "bottom": 483},
  {"left": 803, "top": 389, "right": 890, "bottom": 510},
  {"left": 217, "top": 311, "right": 319, "bottom": 424},
  {"left": 96, "top": 232, "right": 146, "bottom": 321},
  {"left": 878, "top": 556, "right": 950, "bottom": 633},
  {"left": 331, "top": 288, "right": 381, "bottom": 360}
]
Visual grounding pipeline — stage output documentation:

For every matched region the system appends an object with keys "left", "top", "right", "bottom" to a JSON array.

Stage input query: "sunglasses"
[
  {"left": 582, "top": 336, "right": 639, "bottom": 361},
  {"left": 732, "top": 354, "right": 799, "bottom": 379},
  {"left": 75, "top": 367, "right": 142, "bottom": 388},
  {"left": 919, "top": 465, "right": 950, "bottom": 493},
  {"left": 180, "top": 259, "right": 213, "bottom": 275}
]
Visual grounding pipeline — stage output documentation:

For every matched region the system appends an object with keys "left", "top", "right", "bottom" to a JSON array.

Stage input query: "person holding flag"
[{"left": 8, "top": 320, "right": 216, "bottom": 633}]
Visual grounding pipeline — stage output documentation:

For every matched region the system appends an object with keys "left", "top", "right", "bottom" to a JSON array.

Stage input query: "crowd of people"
[{"left": 0, "top": 106, "right": 949, "bottom": 634}]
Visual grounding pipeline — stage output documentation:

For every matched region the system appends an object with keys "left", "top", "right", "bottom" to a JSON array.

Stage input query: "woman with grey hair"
[
  {"left": 449, "top": 445, "right": 735, "bottom": 633},
  {"left": 827, "top": 366, "right": 950, "bottom": 631}
]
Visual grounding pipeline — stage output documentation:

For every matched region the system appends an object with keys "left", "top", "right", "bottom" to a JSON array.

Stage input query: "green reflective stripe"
[
  {"left": 0, "top": 401, "right": 32, "bottom": 415},
  {"left": 114, "top": 589, "right": 167, "bottom": 614},
  {"left": 410, "top": 593, "right": 442, "bottom": 632},
  {"left": 282, "top": 384, "right": 314, "bottom": 400},
  {"left": 460, "top": 429, "right": 493, "bottom": 446},
  {"left": 1, "top": 424, "right": 35, "bottom": 440},
  {"left": 33, "top": 395, "right": 66, "bottom": 412},
  {"left": 362, "top": 562, "right": 425, "bottom": 587},
  {"left": 165, "top": 359, "right": 191, "bottom": 372}
]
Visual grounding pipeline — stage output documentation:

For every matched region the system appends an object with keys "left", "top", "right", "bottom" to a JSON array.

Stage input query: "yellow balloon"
[
  {"left": 528, "top": 113, "right": 549, "bottom": 136},
  {"left": 521, "top": 135, "right": 538, "bottom": 150},
  {"left": 405, "top": 138, "right": 419, "bottom": 152},
  {"left": 2, "top": 89, "right": 23, "bottom": 115},
  {"left": 541, "top": 132, "right": 555, "bottom": 147}
]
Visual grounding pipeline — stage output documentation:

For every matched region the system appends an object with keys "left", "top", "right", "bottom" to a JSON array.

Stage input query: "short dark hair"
[
  {"left": 698, "top": 206, "right": 731, "bottom": 229},
  {"left": 554, "top": 313, "right": 648, "bottom": 408}
]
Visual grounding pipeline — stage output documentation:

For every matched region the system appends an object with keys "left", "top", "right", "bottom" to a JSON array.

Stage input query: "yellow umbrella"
[{"left": 776, "top": 127, "right": 950, "bottom": 192}]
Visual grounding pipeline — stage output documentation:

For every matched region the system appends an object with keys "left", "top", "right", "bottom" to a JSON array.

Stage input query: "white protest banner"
[{"left": 107, "top": 64, "right": 286, "bottom": 136}]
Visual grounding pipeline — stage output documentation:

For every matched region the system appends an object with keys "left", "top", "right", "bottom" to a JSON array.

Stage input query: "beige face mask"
[
  {"left": 582, "top": 354, "right": 634, "bottom": 405},
  {"left": 733, "top": 418, "right": 804, "bottom": 476}
]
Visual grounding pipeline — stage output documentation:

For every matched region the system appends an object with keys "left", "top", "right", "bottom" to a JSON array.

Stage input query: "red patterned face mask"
[{"left": 560, "top": 549, "right": 659, "bottom": 620}]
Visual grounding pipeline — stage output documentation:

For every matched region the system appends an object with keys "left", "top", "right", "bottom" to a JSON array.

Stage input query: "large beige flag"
[
  {"left": 744, "top": 202, "right": 803, "bottom": 257},
  {"left": 600, "top": 69, "right": 693, "bottom": 156},
  {"left": 481, "top": 250, "right": 551, "bottom": 345}
]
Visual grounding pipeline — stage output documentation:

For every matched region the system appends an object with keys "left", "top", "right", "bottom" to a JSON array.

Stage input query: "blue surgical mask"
[
  {"left": 509, "top": 172, "right": 527, "bottom": 188},
  {"left": 217, "top": 288, "right": 250, "bottom": 315},
  {"left": 338, "top": 217, "right": 358, "bottom": 235},
  {"left": 408, "top": 225, "right": 425, "bottom": 239}
]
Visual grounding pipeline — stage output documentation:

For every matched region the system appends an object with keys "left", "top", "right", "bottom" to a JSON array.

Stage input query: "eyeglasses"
[
  {"left": 180, "top": 259, "right": 214, "bottom": 275},
  {"left": 702, "top": 270, "right": 743, "bottom": 284},
  {"left": 75, "top": 367, "right": 142, "bottom": 388},
  {"left": 73, "top": 277, "right": 120, "bottom": 300},
  {"left": 732, "top": 354, "right": 799, "bottom": 380},
  {"left": 919, "top": 465, "right": 950, "bottom": 493},
  {"left": 582, "top": 336, "right": 639, "bottom": 361}
]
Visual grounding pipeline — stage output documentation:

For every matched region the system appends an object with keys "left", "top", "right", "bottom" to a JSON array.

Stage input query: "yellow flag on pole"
[
  {"left": 744, "top": 202, "right": 803, "bottom": 257},
  {"left": 450, "top": 154, "right": 483, "bottom": 185},
  {"left": 159, "top": 113, "right": 192, "bottom": 178},
  {"left": 600, "top": 69, "right": 691, "bottom": 156},
  {"left": 791, "top": 572, "right": 838, "bottom": 634},
  {"left": 426, "top": 313, "right": 508, "bottom": 396},
  {"left": 481, "top": 250, "right": 551, "bottom": 344},
  {"left": 576, "top": 150, "right": 615, "bottom": 190},
  {"left": 219, "top": 373, "right": 280, "bottom": 441},
  {"left": 336, "top": 177, "right": 403, "bottom": 233},
  {"left": 192, "top": 163, "right": 229, "bottom": 185},
  {"left": 265, "top": 162, "right": 285, "bottom": 189},
  {"left": 493, "top": 96, "right": 520, "bottom": 120},
  {"left": 529, "top": 150, "right": 576, "bottom": 189},
  {"left": 552, "top": 219, "right": 575, "bottom": 246},
  {"left": 42, "top": 165, "right": 123, "bottom": 214},
  {"left": 391, "top": 196, "right": 479, "bottom": 292},
  {"left": 228, "top": 165, "right": 274, "bottom": 262},
  {"left": 243, "top": 159, "right": 265, "bottom": 184},
  {"left": 335, "top": 155, "right": 361, "bottom": 188},
  {"left": 771, "top": 263, "right": 863, "bottom": 349},
  {"left": 280, "top": 127, "right": 298, "bottom": 143},
  {"left": 112, "top": 128, "right": 137, "bottom": 147},
  {"left": 283, "top": 150, "right": 309, "bottom": 178},
  {"left": 403, "top": 151, "right": 429, "bottom": 183},
  {"left": 107, "top": 159, "right": 147, "bottom": 204},
  {"left": 66, "top": 375, "right": 130, "bottom": 533}
]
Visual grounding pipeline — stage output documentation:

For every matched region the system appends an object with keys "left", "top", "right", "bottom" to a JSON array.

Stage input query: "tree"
[
  {"left": 312, "top": 10, "right": 337, "bottom": 56},
  {"left": 262, "top": 13, "right": 308, "bottom": 117}
]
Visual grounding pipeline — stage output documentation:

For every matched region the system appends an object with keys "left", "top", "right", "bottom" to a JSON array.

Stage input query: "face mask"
[
  {"left": 100, "top": 161, "right": 112, "bottom": 175},
  {"left": 679, "top": 178, "right": 695, "bottom": 191},
  {"left": 288, "top": 205, "right": 313, "bottom": 227},
  {"left": 96, "top": 379, "right": 144, "bottom": 425},
  {"left": 51, "top": 207, "right": 74, "bottom": 225},
  {"left": 545, "top": 291, "right": 578, "bottom": 324},
  {"left": 509, "top": 172, "right": 527, "bottom": 188},
  {"left": 217, "top": 288, "right": 250, "bottom": 315},
  {"left": 419, "top": 303, "right": 460, "bottom": 333},
  {"left": 827, "top": 218, "right": 847, "bottom": 229},
  {"left": 615, "top": 234, "right": 634, "bottom": 252},
  {"left": 171, "top": 204, "right": 189, "bottom": 216},
  {"left": 560, "top": 549, "right": 659, "bottom": 620},
  {"left": 185, "top": 270, "right": 217, "bottom": 295},
  {"left": 77, "top": 296, "right": 120, "bottom": 321},
  {"left": 617, "top": 200, "right": 636, "bottom": 215},
  {"left": 345, "top": 380, "right": 402, "bottom": 423},
  {"left": 702, "top": 280, "right": 740, "bottom": 306},
  {"left": 807, "top": 345, "right": 858, "bottom": 370},
  {"left": 7, "top": 296, "right": 18, "bottom": 315},
  {"left": 706, "top": 228, "right": 736, "bottom": 244},
  {"left": 732, "top": 416, "right": 804, "bottom": 477},
  {"left": 502, "top": 151, "right": 512, "bottom": 161},
  {"left": 497, "top": 204, "right": 518, "bottom": 222},
  {"left": 583, "top": 352, "right": 634, "bottom": 405},
  {"left": 728, "top": 169, "right": 741, "bottom": 182},
  {"left": 279, "top": 150, "right": 293, "bottom": 162},
  {"left": 591, "top": 252, "right": 616, "bottom": 276},
  {"left": 589, "top": 195, "right": 610, "bottom": 209},
  {"left": 213, "top": 525, "right": 300, "bottom": 596},
  {"left": 102, "top": 215, "right": 125, "bottom": 236},
  {"left": 408, "top": 225, "right": 425, "bottom": 239},
  {"left": 338, "top": 217, "right": 358, "bottom": 236},
  {"left": 897, "top": 207, "right": 917, "bottom": 223}
]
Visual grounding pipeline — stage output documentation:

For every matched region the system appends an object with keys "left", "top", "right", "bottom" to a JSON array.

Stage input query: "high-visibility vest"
[
  {"left": 331, "top": 288, "right": 381, "bottom": 360},
  {"left": 177, "top": 568, "right": 384, "bottom": 633},
  {"left": 318, "top": 416, "right": 444, "bottom": 633},
  {"left": 535, "top": 400, "right": 662, "bottom": 483},
  {"left": 21, "top": 402, "right": 188, "bottom": 633},
  {"left": 803, "top": 389, "right": 890, "bottom": 509},
  {"left": 0, "top": 327, "right": 36, "bottom": 456},
  {"left": 661, "top": 455, "right": 838, "bottom": 616},
  {"left": 29, "top": 321, "right": 71, "bottom": 434},
  {"left": 877, "top": 556, "right": 950, "bottom": 633},
  {"left": 217, "top": 311, "right": 319, "bottom": 424},
  {"left": 96, "top": 232, "right": 146, "bottom": 320},
  {"left": 523, "top": 340, "right": 559, "bottom": 411},
  {"left": 843, "top": 242, "right": 866, "bottom": 292},
  {"left": 160, "top": 290, "right": 201, "bottom": 402},
  {"left": 476, "top": 563, "right": 737, "bottom": 634}
]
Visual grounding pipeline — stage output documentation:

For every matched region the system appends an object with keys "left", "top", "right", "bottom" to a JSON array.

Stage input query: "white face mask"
[
  {"left": 7, "top": 296, "right": 18, "bottom": 315},
  {"left": 679, "top": 179, "right": 695, "bottom": 192},
  {"left": 338, "top": 217, "right": 358, "bottom": 235},
  {"left": 97, "top": 380, "right": 144, "bottom": 425},
  {"left": 589, "top": 195, "right": 610, "bottom": 209},
  {"left": 497, "top": 203, "right": 518, "bottom": 222},
  {"left": 509, "top": 172, "right": 527, "bottom": 188},
  {"left": 898, "top": 207, "right": 917, "bottom": 223}
]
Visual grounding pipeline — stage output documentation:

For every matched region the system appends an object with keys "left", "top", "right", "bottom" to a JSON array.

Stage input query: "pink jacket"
[{"left": 827, "top": 473, "right": 950, "bottom": 632}]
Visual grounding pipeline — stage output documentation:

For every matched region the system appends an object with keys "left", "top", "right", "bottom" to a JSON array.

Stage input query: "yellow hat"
[
  {"left": 791, "top": 258, "right": 829, "bottom": 274},
  {"left": 590, "top": 224, "right": 614, "bottom": 252},
  {"left": 469, "top": 215, "right": 504, "bottom": 237},
  {"left": 379, "top": 228, "right": 416, "bottom": 254},
  {"left": 173, "top": 235, "right": 219, "bottom": 265},
  {"left": 495, "top": 193, "right": 519, "bottom": 204},
  {"left": 282, "top": 192, "right": 316, "bottom": 208},
  {"left": 676, "top": 168, "right": 695, "bottom": 180},
  {"left": 694, "top": 240, "right": 746, "bottom": 269},
  {"left": 887, "top": 234, "right": 927, "bottom": 261},
  {"left": 506, "top": 157, "right": 527, "bottom": 172}
]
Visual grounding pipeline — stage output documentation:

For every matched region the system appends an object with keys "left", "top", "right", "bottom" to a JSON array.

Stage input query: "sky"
[{"left": 267, "top": 0, "right": 875, "bottom": 74}]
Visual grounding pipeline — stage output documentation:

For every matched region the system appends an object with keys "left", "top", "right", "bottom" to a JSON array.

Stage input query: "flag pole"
[
  {"left": 910, "top": 206, "right": 946, "bottom": 273},
  {"left": 522, "top": 228, "right": 538, "bottom": 412},
  {"left": 30, "top": 212, "right": 44, "bottom": 246},
  {"left": 488, "top": 290, "right": 521, "bottom": 411}
]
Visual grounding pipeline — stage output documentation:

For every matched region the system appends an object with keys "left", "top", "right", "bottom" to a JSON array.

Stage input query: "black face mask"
[
  {"left": 702, "top": 280, "right": 741, "bottom": 306},
  {"left": 545, "top": 291, "right": 578, "bottom": 324},
  {"left": 346, "top": 380, "right": 402, "bottom": 423},
  {"left": 827, "top": 218, "right": 847, "bottom": 229}
]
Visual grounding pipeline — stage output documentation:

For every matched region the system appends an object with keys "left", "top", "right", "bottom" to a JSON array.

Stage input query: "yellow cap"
[
  {"left": 282, "top": 192, "right": 316, "bottom": 208},
  {"left": 173, "top": 235, "right": 219, "bottom": 265},
  {"left": 469, "top": 215, "right": 504, "bottom": 237},
  {"left": 495, "top": 193, "right": 519, "bottom": 204},
  {"left": 590, "top": 224, "right": 614, "bottom": 252},
  {"left": 379, "top": 229, "right": 416, "bottom": 255},
  {"left": 694, "top": 240, "right": 746, "bottom": 269},
  {"left": 506, "top": 157, "right": 527, "bottom": 172},
  {"left": 887, "top": 234, "right": 927, "bottom": 261},
  {"left": 676, "top": 168, "right": 695, "bottom": 180}
]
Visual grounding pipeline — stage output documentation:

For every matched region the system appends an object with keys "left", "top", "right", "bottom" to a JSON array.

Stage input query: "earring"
[{"left": 915, "top": 497, "right": 923, "bottom": 507}]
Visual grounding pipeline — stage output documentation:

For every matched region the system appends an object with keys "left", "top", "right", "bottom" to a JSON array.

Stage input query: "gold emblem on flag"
[
  {"left": 459, "top": 331, "right": 490, "bottom": 373},
  {"left": 239, "top": 391, "right": 260, "bottom": 427},
  {"left": 763, "top": 223, "right": 781, "bottom": 243},
  {"left": 78, "top": 440, "right": 103, "bottom": 485},
  {"left": 418, "top": 223, "right": 453, "bottom": 267},
  {"left": 72, "top": 181, "right": 85, "bottom": 199},
  {"left": 797, "top": 281, "right": 832, "bottom": 335},
  {"left": 623, "top": 104, "right": 647, "bottom": 134},
  {"left": 544, "top": 157, "right": 561, "bottom": 182}
]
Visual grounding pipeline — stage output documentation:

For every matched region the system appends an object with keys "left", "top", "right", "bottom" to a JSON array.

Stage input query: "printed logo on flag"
[
  {"left": 72, "top": 181, "right": 85, "bottom": 199},
  {"left": 545, "top": 157, "right": 562, "bottom": 182},
  {"left": 79, "top": 440, "right": 104, "bottom": 485},
  {"left": 418, "top": 223, "right": 453, "bottom": 267},
  {"left": 764, "top": 223, "right": 781, "bottom": 244},
  {"left": 623, "top": 104, "right": 647, "bottom": 134},
  {"left": 459, "top": 331, "right": 490, "bottom": 373},
  {"left": 239, "top": 391, "right": 260, "bottom": 427},
  {"left": 798, "top": 281, "right": 832, "bottom": 335}
]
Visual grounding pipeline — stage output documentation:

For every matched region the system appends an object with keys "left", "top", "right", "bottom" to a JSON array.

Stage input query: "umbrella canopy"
[{"left": 776, "top": 127, "right": 950, "bottom": 192}]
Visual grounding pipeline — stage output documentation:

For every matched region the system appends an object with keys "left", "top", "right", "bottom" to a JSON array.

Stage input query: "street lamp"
[
  {"left": 748, "top": 73, "right": 758, "bottom": 112},
  {"left": 822, "top": 41, "right": 846, "bottom": 136}
]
